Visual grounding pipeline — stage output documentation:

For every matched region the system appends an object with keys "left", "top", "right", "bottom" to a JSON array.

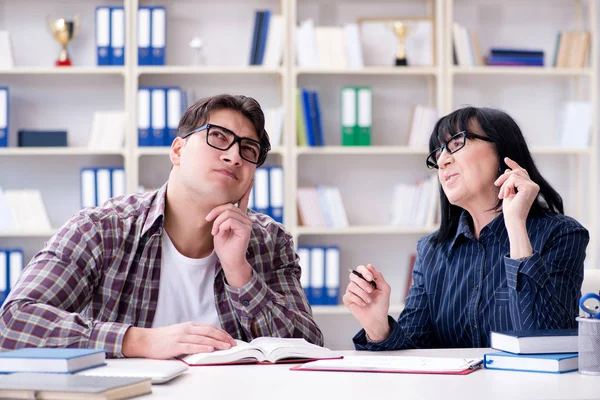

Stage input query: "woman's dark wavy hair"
[{"left": 429, "top": 106, "right": 564, "bottom": 243}]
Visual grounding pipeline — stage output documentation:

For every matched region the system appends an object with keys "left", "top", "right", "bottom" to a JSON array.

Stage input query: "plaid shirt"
[{"left": 0, "top": 184, "right": 323, "bottom": 357}]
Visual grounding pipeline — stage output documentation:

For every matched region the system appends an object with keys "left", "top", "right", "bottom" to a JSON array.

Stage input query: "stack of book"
[
  {"left": 0, "top": 187, "right": 51, "bottom": 232},
  {"left": 249, "top": 10, "right": 285, "bottom": 67},
  {"left": 297, "top": 186, "right": 349, "bottom": 228},
  {"left": 485, "top": 329, "right": 579, "bottom": 374},
  {"left": 486, "top": 48, "right": 544, "bottom": 67},
  {"left": 296, "top": 88, "right": 325, "bottom": 147}
]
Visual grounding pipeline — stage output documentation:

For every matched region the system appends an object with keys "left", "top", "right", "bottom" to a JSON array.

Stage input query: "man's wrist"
[
  {"left": 122, "top": 327, "right": 148, "bottom": 358},
  {"left": 222, "top": 261, "right": 253, "bottom": 288},
  {"left": 364, "top": 318, "right": 391, "bottom": 343}
]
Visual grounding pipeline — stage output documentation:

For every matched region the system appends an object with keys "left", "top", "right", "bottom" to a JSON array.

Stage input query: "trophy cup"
[
  {"left": 392, "top": 21, "right": 410, "bottom": 66},
  {"left": 47, "top": 16, "right": 80, "bottom": 66}
]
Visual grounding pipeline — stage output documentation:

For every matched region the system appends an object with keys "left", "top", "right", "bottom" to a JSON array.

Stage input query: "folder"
[
  {"left": 96, "top": 168, "right": 112, "bottom": 206},
  {"left": 325, "top": 246, "right": 340, "bottom": 305},
  {"left": 248, "top": 11, "right": 262, "bottom": 65},
  {"left": 166, "top": 87, "right": 183, "bottom": 146},
  {"left": 0, "top": 87, "right": 7, "bottom": 147},
  {"left": 356, "top": 87, "right": 372, "bottom": 146},
  {"left": 137, "top": 7, "right": 152, "bottom": 66},
  {"left": 110, "top": 7, "right": 125, "bottom": 66},
  {"left": 311, "top": 91, "right": 324, "bottom": 146},
  {"left": 151, "top": 88, "right": 166, "bottom": 146},
  {"left": 8, "top": 249, "right": 23, "bottom": 292},
  {"left": 340, "top": 87, "right": 356, "bottom": 146},
  {"left": 300, "top": 89, "right": 315, "bottom": 146},
  {"left": 309, "top": 247, "right": 325, "bottom": 305},
  {"left": 253, "top": 168, "right": 269, "bottom": 215},
  {"left": 151, "top": 7, "right": 166, "bottom": 65},
  {"left": 111, "top": 168, "right": 126, "bottom": 198},
  {"left": 95, "top": 7, "right": 111, "bottom": 66},
  {"left": 80, "top": 168, "right": 97, "bottom": 208},
  {"left": 297, "top": 247, "right": 311, "bottom": 303},
  {"left": 137, "top": 88, "right": 151, "bottom": 147},
  {"left": 268, "top": 166, "right": 283, "bottom": 223}
]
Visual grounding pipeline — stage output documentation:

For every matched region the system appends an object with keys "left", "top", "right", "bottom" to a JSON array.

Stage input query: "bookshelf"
[{"left": 0, "top": 0, "right": 596, "bottom": 350}]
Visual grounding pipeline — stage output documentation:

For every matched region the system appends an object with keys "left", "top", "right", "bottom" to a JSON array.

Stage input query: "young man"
[{"left": 0, "top": 94, "right": 323, "bottom": 359}]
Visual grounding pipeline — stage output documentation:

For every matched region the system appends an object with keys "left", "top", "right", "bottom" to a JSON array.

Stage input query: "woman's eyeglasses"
[{"left": 426, "top": 131, "right": 494, "bottom": 169}]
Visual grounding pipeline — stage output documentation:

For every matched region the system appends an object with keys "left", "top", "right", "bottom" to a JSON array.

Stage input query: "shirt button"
[
  {"left": 241, "top": 299, "right": 250, "bottom": 307},
  {"left": 472, "top": 325, "right": 478, "bottom": 330}
]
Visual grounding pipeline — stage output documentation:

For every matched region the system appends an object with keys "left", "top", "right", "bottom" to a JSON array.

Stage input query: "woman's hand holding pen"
[{"left": 343, "top": 264, "right": 392, "bottom": 342}]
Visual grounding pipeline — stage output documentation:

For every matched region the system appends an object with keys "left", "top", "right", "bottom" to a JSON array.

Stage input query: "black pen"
[{"left": 349, "top": 268, "right": 377, "bottom": 289}]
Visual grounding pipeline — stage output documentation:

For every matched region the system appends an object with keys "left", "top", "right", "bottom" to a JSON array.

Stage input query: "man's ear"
[{"left": 170, "top": 137, "right": 184, "bottom": 166}]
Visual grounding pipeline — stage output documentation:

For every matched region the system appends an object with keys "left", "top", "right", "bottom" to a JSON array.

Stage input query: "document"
[{"left": 291, "top": 355, "right": 483, "bottom": 375}]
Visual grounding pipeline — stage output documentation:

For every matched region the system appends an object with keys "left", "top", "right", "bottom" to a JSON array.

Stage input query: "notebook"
[
  {"left": 0, "top": 348, "right": 106, "bottom": 374},
  {"left": 490, "top": 329, "right": 578, "bottom": 354},
  {"left": 484, "top": 352, "right": 578, "bottom": 373},
  {"left": 77, "top": 358, "right": 188, "bottom": 384},
  {"left": 291, "top": 355, "right": 484, "bottom": 375},
  {"left": 180, "top": 337, "right": 338, "bottom": 366},
  {"left": 0, "top": 372, "right": 151, "bottom": 399}
]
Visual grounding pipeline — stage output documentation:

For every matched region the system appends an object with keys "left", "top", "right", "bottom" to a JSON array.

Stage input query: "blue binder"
[
  {"left": 6, "top": 249, "right": 23, "bottom": 294},
  {"left": 95, "top": 6, "right": 111, "bottom": 66},
  {"left": 0, "top": 87, "right": 7, "bottom": 147},
  {"left": 248, "top": 11, "right": 262, "bottom": 65},
  {"left": 150, "top": 87, "right": 167, "bottom": 146},
  {"left": 301, "top": 89, "right": 316, "bottom": 146},
  {"left": 137, "top": 7, "right": 152, "bottom": 65},
  {"left": 110, "top": 7, "right": 125, "bottom": 66},
  {"left": 137, "top": 87, "right": 152, "bottom": 147},
  {"left": 312, "top": 91, "right": 324, "bottom": 146},
  {"left": 165, "top": 87, "right": 184, "bottom": 146},
  {"left": 150, "top": 7, "right": 166, "bottom": 65},
  {"left": 0, "top": 250, "right": 7, "bottom": 304}
]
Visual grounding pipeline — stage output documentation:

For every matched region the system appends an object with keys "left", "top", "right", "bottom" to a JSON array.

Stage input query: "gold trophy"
[
  {"left": 47, "top": 16, "right": 80, "bottom": 66},
  {"left": 392, "top": 21, "right": 410, "bottom": 66}
]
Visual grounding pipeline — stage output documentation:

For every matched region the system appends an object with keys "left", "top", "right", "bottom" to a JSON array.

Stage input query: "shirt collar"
[
  {"left": 141, "top": 182, "right": 168, "bottom": 236},
  {"left": 449, "top": 209, "right": 509, "bottom": 249}
]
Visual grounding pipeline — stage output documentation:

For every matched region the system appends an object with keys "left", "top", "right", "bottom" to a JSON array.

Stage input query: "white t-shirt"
[{"left": 151, "top": 231, "right": 222, "bottom": 328}]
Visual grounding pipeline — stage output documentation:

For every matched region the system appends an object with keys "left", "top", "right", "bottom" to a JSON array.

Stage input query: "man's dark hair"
[
  {"left": 429, "top": 106, "right": 564, "bottom": 243},
  {"left": 178, "top": 94, "right": 271, "bottom": 166}
]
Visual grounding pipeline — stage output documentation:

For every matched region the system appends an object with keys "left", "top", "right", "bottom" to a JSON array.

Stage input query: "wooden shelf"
[
  {"left": 296, "top": 226, "right": 437, "bottom": 236},
  {"left": 135, "top": 146, "right": 286, "bottom": 157},
  {"left": 0, "top": 148, "right": 126, "bottom": 156},
  {"left": 295, "top": 66, "right": 438, "bottom": 76},
  {"left": 312, "top": 303, "right": 405, "bottom": 316},
  {"left": 136, "top": 66, "right": 284, "bottom": 75},
  {"left": 295, "top": 146, "right": 429, "bottom": 156},
  {"left": 0, "top": 67, "right": 125, "bottom": 75},
  {"left": 0, "top": 229, "right": 57, "bottom": 238},
  {"left": 452, "top": 67, "right": 593, "bottom": 77}
]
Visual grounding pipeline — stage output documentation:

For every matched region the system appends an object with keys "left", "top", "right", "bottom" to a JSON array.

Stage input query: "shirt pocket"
[{"left": 494, "top": 288, "right": 510, "bottom": 305}]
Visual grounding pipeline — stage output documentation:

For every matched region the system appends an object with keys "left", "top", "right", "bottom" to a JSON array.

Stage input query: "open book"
[
  {"left": 291, "top": 355, "right": 484, "bottom": 375},
  {"left": 180, "top": 337, "right": 338, "bottom": 366}
]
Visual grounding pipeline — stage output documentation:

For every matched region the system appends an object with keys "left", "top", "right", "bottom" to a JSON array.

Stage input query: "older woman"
[{"left": 344, "top": 106, "right": 589, "bottom": 350}]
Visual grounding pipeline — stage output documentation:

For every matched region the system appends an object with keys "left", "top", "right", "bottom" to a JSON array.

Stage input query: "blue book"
[
  {"left": 256, "top": 9, "right": 271, "bottom": 65},
  {"left": 484, "top": 352, "right": 578, "bottom": 374},
  {"left": 95, "top": 6, "right": 111, "bottom": 66},
  {"left": 0, "top": 349, "right": 106, "bottom": 374},
  {"left": 490, "top": 329, "right": 578, "bottom": 354},
  {"left": 248, "top": 11, "right": 262, "bottom": 65}
]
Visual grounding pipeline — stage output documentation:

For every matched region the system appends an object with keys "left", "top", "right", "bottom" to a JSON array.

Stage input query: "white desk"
[{"left": 142, "top": 348, "right": 599, "bottom": 400}]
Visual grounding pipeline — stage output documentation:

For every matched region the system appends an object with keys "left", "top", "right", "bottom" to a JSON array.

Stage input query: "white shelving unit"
[{"left": 0, "top": 0, "right": 597, "bottom": 349}]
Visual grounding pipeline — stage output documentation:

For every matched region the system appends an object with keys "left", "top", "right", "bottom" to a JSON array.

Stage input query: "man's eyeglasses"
[
  {"left": 426, "top": 131, "right": 494, "bottom": 169},
  {"left": 181, "top": 123, "right": 269, "bottom": 165}
]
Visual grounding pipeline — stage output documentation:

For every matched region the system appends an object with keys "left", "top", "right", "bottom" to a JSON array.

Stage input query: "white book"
[
  {"left": 315, "top": 27, "right": 335, "bottom": 68},
  {"left": 558, "top": 101, "right": 592, "bottom": 148},
  {"left": 264, "top": 105, "right": 285, "bottom": 147},
  {"left": 0, "top": 186, "right": 17, "bottom": 231},
  {"left": 262, "top": 15, "right": 285, "bottom": 67},
  {"left": 343, "top": 23, "right": 364, "bottom": 69},
  {"left": 0, "top": 31, "right": 15, "bottom": 69},
  {"left": 4, "top": 190, "right": 51, "bottom": 231},
  {"left": 326, "top": 187, "right": 349, "bottom": 228},
  {"left": 295, "top": 19, "right": 318, "bottom": 68},
  {"left": 88, "top": 111, "right": 127, "bottom": 150}
]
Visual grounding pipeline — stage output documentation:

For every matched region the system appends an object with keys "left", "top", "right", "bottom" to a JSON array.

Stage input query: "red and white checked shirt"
[{"left": 0, "top": 184, "right": 323, "bottom": 357}]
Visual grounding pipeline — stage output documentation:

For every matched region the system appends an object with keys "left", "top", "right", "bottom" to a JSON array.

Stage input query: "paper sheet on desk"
[{"left": 291, "top": 356, "right": 484, "bottom": 375}]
